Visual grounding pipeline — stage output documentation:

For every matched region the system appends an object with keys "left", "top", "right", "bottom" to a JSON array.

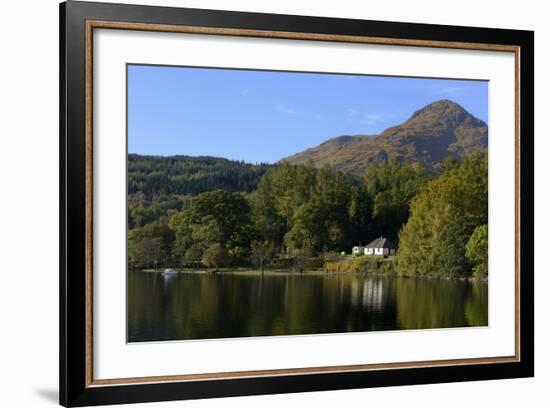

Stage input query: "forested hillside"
[
  {"left": 127, "top": 154, "right": 272, "bottom": 228},
  {"left": 128, "top": 153, "right": 487, "bottom": 278},
  {"left": 128, "top": 159, "right": 430, "bottom": 270},
  {"left": 128, "top": 154, "right": 272, "bottom": 197}
]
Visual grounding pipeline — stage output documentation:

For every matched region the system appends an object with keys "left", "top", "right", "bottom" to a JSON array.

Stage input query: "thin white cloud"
[
  {"left": 276, "top": 103, "right": 298, "bottom": 115},
  {"left": 360, "top": 113, "right": 400, "bottom": 125},
  {"left": 347, "top": 108, "right": 359, "bottom": 117},
  {"left": 364, "top": 114, "right": 381, "bottom": 123},
  {"left": 347, "top": 107, "right": 401, "bottom": 125}
]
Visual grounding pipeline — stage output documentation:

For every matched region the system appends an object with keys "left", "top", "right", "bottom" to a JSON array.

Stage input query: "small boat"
[{"left": 162, "top": 268, "right": 177, "bottom": 276}]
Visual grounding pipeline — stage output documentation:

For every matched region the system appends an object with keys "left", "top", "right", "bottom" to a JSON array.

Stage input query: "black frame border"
[{"left": 60, "top": 1, "right": 534, "bottom": 406}]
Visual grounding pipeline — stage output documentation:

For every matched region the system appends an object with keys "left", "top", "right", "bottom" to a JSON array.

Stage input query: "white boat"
[{"left": 162, "top": 268, "right": 177, "bottom": 276}]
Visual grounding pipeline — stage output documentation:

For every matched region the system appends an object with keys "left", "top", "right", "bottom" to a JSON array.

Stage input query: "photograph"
[
  {"left": 53, "top": 1, "right": 535, "bottom": 406},
  {"left": 126, "top": 65, "right": 489, "bottom": 342}
]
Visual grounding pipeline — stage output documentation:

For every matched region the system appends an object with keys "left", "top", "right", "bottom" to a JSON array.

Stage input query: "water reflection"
[
  {"left": 128, "top": 271, "right": 488, "bottom": 342},
  {"left": 162, "top": 273, "right": 177, "bottom": 292}
]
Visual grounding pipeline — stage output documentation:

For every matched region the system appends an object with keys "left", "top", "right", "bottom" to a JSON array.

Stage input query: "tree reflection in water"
[{"left": 128, "top": 271, "right": 488, "bottom": 342}]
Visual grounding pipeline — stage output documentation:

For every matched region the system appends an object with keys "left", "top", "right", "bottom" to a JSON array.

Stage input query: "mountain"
[{"left": 280, "top": 100, "right": 487, "bottom": 174}]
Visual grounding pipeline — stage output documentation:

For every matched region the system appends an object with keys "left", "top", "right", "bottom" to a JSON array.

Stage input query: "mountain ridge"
[{"left": 280, "top": 99, "right": 487, "bottom": 174}]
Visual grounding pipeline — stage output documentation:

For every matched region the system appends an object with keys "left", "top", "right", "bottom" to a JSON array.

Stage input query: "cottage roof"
[{"left": 365, "top": 237, "right": 396, "bottom": 249}]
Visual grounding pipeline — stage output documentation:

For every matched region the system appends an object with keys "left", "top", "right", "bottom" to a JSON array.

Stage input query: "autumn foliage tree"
[
  {"left": 201, "top": 243, "right": 230, "bottom": 271},
  {"left": 396, "top": 152, "right": 488, "bottom": 277}
]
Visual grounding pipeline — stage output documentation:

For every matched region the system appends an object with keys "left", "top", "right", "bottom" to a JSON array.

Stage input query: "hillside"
[
  {"left": 280, "top": 99, "right": 487, "bottom": 174},
  {"left": 128, "top": 154, "right": 273, "bottom": 197}
]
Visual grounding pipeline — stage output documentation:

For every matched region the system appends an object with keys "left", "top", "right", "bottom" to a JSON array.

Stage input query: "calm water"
[{"left": 128, "top": 271, "right": 488, "bottom": 342}]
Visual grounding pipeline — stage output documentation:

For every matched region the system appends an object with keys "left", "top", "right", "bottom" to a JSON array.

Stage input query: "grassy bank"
[{"left": 324, "top": 256, "right": 396, "bottom": 276}]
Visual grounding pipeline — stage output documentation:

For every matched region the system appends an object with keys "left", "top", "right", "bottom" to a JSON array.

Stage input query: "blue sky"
[{"left": 128, "top": 64, "right": 488, "bottom": 164}]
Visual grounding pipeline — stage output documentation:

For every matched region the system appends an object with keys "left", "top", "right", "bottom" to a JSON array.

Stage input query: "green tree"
[
  {"left": 169, "top": 190, "right": 253, "bottom": 265},
  {"left": 202, "top": 243, "right": 230, "bottom": 271},
  {"left": 363, "top": 161, "right": 427, "bottom": 242},
  {"left": 128, "top": 220, "right": 175, "bottom": 269},
  {"left": 466, "top": 224, "right": 489, "bottom": 278},
  {"left": 284, "top": 199, "right": 325, "bottom": 253},
  {"left": 248, "top": 189, "right": 286, "bottom": 248},
  {"left": 314, "top": 165, "right": 353, "bottom": 250},
  {"left": 131, "top": 237, "right": 165, "bottom": 270},
  {"left": 253, "top": 162, "right": 316, "bottom": 230},
  {"left": 347, "top": 183, "right": 373, "bottom": 245},
  {"left": 252, "top": 163, "right": 356, "bottom": 254},
  {"left": 397, "top": 152, "right": 487, "bottom": 277},
  {"left": 441, "top": 156, "right": 460, "bottom": 173}
]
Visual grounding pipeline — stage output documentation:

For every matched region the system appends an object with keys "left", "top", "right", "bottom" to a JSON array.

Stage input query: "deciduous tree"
[
  {"left": 250, "top": 240, "right": 277, "bottom": 272},
  {"left": 397, "top": 152, "right": 487, "bottom": 277},
  {"left": 466, "top": 224, "right": 489, "bottom": 278},
  {"left": 202, "top": 243, "right": 230, "bottom": 271}
]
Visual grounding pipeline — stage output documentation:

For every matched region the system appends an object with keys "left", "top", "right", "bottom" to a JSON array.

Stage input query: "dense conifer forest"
[{"left": 127, "top": 154, "right": 272, "bottom": 228}]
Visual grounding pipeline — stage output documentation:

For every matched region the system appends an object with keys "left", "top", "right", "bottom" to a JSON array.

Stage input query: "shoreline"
[{"left": 134, "top": 267, "right": 488, "bottom": 282}]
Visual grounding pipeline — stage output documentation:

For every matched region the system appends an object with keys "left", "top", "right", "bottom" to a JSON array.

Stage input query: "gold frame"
[{"left": 84, "top": 20, "right": 521, "bottom": 388}]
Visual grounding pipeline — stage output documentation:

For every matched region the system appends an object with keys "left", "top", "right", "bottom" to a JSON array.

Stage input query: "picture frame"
[{"left": 59, "top": 1, "right": 534, "bottom": 406}]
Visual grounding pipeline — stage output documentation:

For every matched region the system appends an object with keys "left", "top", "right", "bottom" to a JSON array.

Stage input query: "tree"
[
  {"left": 202, "top": 243, "right": 230, "bottom": 271},
  {"left": 434, "top": 216, "right": 476, "bottom": 276},
  {"left": 252, "top": 162, "right": 317, "bottom": 229},
  {"left": 128, "top": 154, "right": 272, "bottom": 198},
  {"left": 249, "top": 190, "right": 286, "bottom": 247},
  {"left": 441, "top": 156, "right": 460, "bottom": 173},
  {"left": 128, "top": 220, "right": 175, "bottom": 269},
  {"left": 362, "top": 161, "right": 427, "bottom": 243},
  {"left": 284, "top": 200, "right": 325, "bottom": 253},
  {"left": 466, "top": 224, "right": 488, "bottom": 278},
  {"left": 314, "top": 165, "right": 353, "bottom": 250},
  {"left": 169, "top": 190, "right": 254, "bottom": 265},
  {"left": 132, "top": 237, "right": 165, "bottom": 270},
  {"left": 347, "top": 183, "right": 373, "bottom": 246},
  {"left": 397, "top": 152, "right": 488, "bottom": 277},
  {"left": 252, "top": 163, "right": 356, "bottom": 254},
  {"left": 191, "top": 190, "right": 252, "bottom": 245},
  {"left": 250, "top": 240, "right": 276, "bottom": 272},
  {"left": 128, "top": 219, "right": 175, "bottom": 248}
]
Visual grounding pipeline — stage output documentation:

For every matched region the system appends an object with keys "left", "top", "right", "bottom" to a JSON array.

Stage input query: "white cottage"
[
  {"left": 363, "top": 237, "right": 396, "bottom": 257},
  {"left": 352, "top": 245, "right": 366, "bottom": 255}
]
